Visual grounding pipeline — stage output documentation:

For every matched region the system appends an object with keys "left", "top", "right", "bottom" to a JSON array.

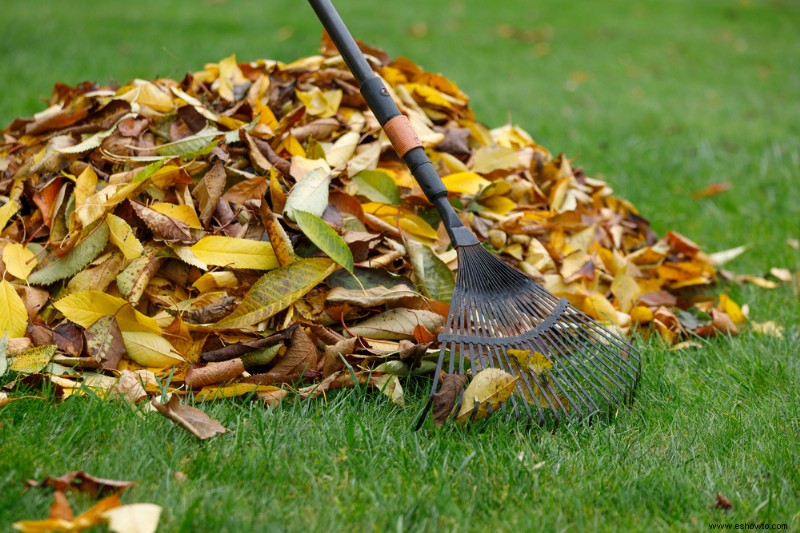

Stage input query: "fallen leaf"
[
  {"left": 407, "top": 240, "right": 455, "bottom": 302},
  {"left": 3, "top": 243, "right": 38, "bottom": 280},
  {"left": 103, "top": 503, "right": 162, "bottom": 533},
  {"left": 326, "top": 285, "right": 419, "bottom": 307},
  {"left": 190, "top": 236, "right": 279, "bottom": 271},
  {"left": 105, "top": 214, "right": 144, "bottom": 260},
  {"left": 293, "top": 210, "right": 354, "bottom": 273},
  {"left": 54, "top": 290, "right": 161, "bottom": 333},
  {"left": 131, "top": 202, "right": 193, "bottom": 243},
  {"left": 692, "top": 182, "right": 732, "bottom": 199},
  {"left": 27, "top": 221, "right": 110, "bottom": 285},
  {"left": 214, "top": 257, "right": 335, "bottom": 329},
  {"left": 431, "top": 372, "right": 468, "bottom": 426},
  {"left": 284, "top": 167, "right": 331, "bottom": 218},
  {"left": 750, "top": 320, "right": 783, "bottom": 338},
  {"left": 121, "top": 331, "right": 185, "bottom": 367},
  {"left": 351, "top": 170, "right": 400, "bottom": 205},
  {"left": 714, "top": 492, "right": 734, "bottom": 510},
  {"left": 13, "top": 493, "right": 122, "bottom": 533},
  {"left": 10, "top": 344, "right": 56, "bottom": 374},
  {"left": 348, "top": 308, "right": 444, "bottom": 340},
  {"left": 456, "top": 368, "right": 518, "bottom": 422},
  {"left": 152, "top": 394, "right": 228, "bottom": 439},
  {"left": 1, "top": 279, "right": 28, "bottom": 338}
]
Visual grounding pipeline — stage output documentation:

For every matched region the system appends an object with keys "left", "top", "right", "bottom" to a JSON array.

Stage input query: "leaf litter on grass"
[{"left": 0, "top": 37, "right": 791, "bottom": 439}]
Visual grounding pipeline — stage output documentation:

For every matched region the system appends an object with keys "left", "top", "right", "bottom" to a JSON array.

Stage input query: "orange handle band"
[{"left": 384, "top": 115, "right": 423, "bottom": 158}]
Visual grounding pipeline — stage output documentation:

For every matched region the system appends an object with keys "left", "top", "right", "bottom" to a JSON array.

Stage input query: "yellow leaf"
[
  {"left": 53, "top": 290, "right": 161, "bottom": 333},
  {"left": 719, "top": 294, "right": 745, "bottom": 325},
  {"left": 0, "top": 279, "right": 27, "bottom": 338},
  {"left": 479, "top": 195, "right": 517, "bottom": 216},
  {"left": 118, "top": 81, "right": 174, "bottom": 112},
  {"left": 77, "top": 182, "right": 140, "bottom": 228},
  {"left": 398, "top": 213, "right": 439, "bottom": 240},
  {"left": 192, "top": 271, "right": 239, "bottom": 292},
  {"left": 194, "top": 383, "right": 272, "bottom": 401},
  {"left": 470, "top": 145, "right": 520, "bottom": 174},
  {"left": 295, "top": 87, "right": 342, "bottom": 118},
  {"left": 9, "top": 345, "right": 56, "bottom": 374},
  {"left": 102, "top": 504, "right": 162, "bottom": 533},
  {"left": 74, "top": 166, "right": 98, "bottom": 211},
  {"left": 254, "top": 99, "right": 278, "bottom": 130},
  {"left": 106, "top": 213, "right": 144, "bottom": 260},
  {"left": 2, "top": 243, "right": 38, "bottom": 280},
  {"left": 456, "top": 368, "right": 518, "bottom": 422},
  {"left": 0, "top": 200, "right": 19, "bottom": 233},
  {"left": 441, "top": 171, "right": 490, "bottom": 194},
  {"left": 215, "top": 54, "right": 248, "bottom": 102},
  {"left": 611, "top": 272, "right": 641, "bottom": 313},
  {"left": 121, "top": 330, "right": 185, "bottom": 367},
  {"left": 149, "top": 202, "right": 203, "bottom": 229},
  {"left": 507, "top": 349, "right": 553, "bottom": 376},
  {"left": 190, "top": 236, "right": 279, "bottom": 270},
  {"left": 630, "top": 306, "right": 654, "bottom": 324}
]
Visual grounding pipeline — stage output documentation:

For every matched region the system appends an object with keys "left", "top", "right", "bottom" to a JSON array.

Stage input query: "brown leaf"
[
  {"left": 130, "top": 202, "right": 193, "bottom": 243},
  {"left": 49, "top": 490, "right": 74, "bottom": 521},
  {"left": 322, "top": 336, "right": 358, "bottom": 377},
  {"left": 183, "top": 295, "right": 237, "bottom": 325},
  {"left": 431, "top": 373, "right": 468, "bottom": 426},
  {"left": 26, "top": 471, "right": 136, "bottom": 497},
  {"left": 185, "top": 359, "right": 245, "bottom": 389},
  {"left": 152, "top": 394, "right": 228, "bottom": 439},
  {"left": 266, "top": 326, "right": 318, "bottom": 381},
  {"left": 200, "top": 326, "right": 294, "bottom": 362},
  {"left": 692, "top": 182, "right": 732, "bottom": 199},
  {"left": 52, "top": 322, "right": 84, "bottom": 357},
  {"left": 714, "top": 492, "right": 734, "bottom": 510},
  {"left": 84, "top": 315, "right": 126, "bottom": 370},
  {"left": 192, "top": 160, "right": 227, "bottom": 226}
]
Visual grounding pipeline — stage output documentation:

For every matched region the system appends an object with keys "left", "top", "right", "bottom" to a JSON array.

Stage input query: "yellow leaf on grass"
[
  {"left": 106, "top": 213, "right": 144, "bottom": 260},
  {"left": 2, "top": 243, "right": 38, "bottom": 280},
  {"left": 456, "top": 368, "right": 518, "bottom": 422},
  {"left": 719, "top": 294, "right": 745, "bottom": 325},
  {"left": 0, "top": 279, "right": 28, "bottom": 338},
  {"left": 14, "top": 493, "right": 122, "bottom": 533},
  {"left": 121, "top": 330, "right": 185, "bottom": 367},
  {"left": 441, "top": 172, "right": 490, "bottom": 194},
  {"left": 0, "top": 200, "right": 20, "bottom": 233},
  {"left": 54, "top": 290, "right": 161, "bottom": 333},
  {"left": 103, "top": 503, "right": 162, "bottom": 533},
  {"left": 508, "top": 349, "right": 553, "bottom": 376},
  {"left": 190, "top": 236, "right": 279, "bottom": 270},
  {"left": 149, "top": 202, "right": 203, "bottom": 229}
]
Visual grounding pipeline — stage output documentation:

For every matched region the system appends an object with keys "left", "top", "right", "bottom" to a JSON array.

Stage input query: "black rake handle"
[{"left": 307, "top": 0, "right": 478, "bottom": 247}]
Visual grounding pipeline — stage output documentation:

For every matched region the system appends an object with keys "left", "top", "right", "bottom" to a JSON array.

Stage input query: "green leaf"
[
  {"left": 27, "top": 221, "right": 110, "bottom": 285},
  {"left": 351, "top": 170, "right": 400, "bottom": 205},
  {"left": 214, "top": 257, "right": 336, "bottom": 329},
  {"left": 406, "top": 240, "right": 455, "bottom": 302},
  {"left": 293, "top": 210, "right": 353, "bottom": 273}
]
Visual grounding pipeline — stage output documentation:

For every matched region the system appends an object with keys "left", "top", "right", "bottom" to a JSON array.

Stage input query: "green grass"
[{"left": 1, "top": 0, "right": 799, "bottom": 531}]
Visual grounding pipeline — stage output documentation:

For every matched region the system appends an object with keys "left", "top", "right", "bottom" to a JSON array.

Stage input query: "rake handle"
[{"left": 307, "top": 0, "right": 479, "bottom": 247}]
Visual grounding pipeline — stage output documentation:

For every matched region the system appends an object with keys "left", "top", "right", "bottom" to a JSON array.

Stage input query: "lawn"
[{"left": 1, "top": 0, "right": 799, "bottom": 531}]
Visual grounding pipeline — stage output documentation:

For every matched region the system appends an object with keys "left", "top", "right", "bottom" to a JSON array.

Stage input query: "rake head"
[{"left": 424, "top": 243, "right": 641, "bottom": 427}]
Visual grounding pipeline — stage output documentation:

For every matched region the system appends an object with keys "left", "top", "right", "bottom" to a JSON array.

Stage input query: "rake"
[{"left": 307, "top": 0, "right": 641, "bottom": 427}]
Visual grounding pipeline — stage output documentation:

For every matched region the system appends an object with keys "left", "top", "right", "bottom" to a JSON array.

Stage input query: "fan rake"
[{"left": 307, "top": 0, "right": 641, "bottom": 428}]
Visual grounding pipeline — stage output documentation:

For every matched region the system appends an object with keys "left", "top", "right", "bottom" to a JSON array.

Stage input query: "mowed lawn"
[{"left": 1, "top": 0, "right": 798, "bottom": 531}]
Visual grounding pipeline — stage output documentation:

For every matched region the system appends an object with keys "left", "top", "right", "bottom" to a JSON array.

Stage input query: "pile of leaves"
[{"left": 0, "top": 38, "right": 755, "bottom": 428}]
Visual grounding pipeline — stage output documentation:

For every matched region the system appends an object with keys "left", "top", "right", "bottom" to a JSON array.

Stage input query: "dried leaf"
[
  {"left": 185, "top": 359, "right": 245, "bottom": 389},
  {"left": 13, "top": 493, "right": 122, "bottom": 533},
  {"left": 84, "top": 315, "right": 126, "bottom": 370},
  {"left": 265, "top": 327, "right": 318, "bottom": 381},
  {"left": 714, "top": 492, "right": 734, "bottom": 510},
  {"left": 260, "top": 202, "right": 295, "bottom": 266},
  {"left": 431, "top": 372, "right": 468, "bottom": 426},
  {"left": 326, "top": 285, "right": 419, "bottom": 307},
  {"left": 0, "top": 200, "right": 20, "bottom": 233},
  {"left": 152, "top": 394, "right": 228, "bottom": 439},
  {"left": 348, "top": 308, "right": 443, "bottom": 340},
  {"left": 284, "top": 167, "right": 331, "bottom": 218},
  {"left": 456, "top": 368, "right": 518, "bottom": 422},
  {"left": 214, "top": 257, "right": 335, "bottom": 329},
  {"left": 103, "top": 503, "right": 162, "bottom": 533},
  {"left": 190, "top": 235, "right": 278, "bottom": 270},
  {"left": 131, "top": 202, "right": 193, "bottom": 243},
  {"left": 294, "top": 210, "right": 354, "bottom": 273},
  {"left": 192, "top": 160, "right": 227, "bottom": 225}
]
